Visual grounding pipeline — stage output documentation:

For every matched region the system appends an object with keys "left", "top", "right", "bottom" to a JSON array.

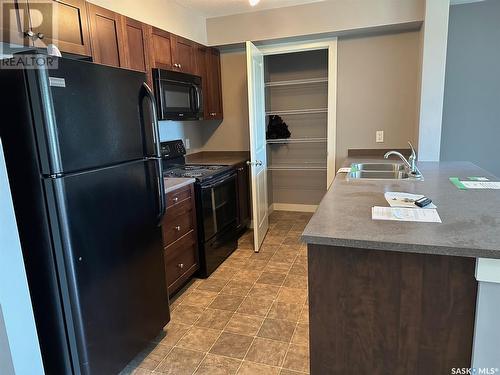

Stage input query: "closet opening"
[{"left": 264, "top": 49, "right": 329, "bottom": 213}]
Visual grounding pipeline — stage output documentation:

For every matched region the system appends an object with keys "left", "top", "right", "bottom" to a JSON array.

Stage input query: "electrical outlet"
[
  {"left": 185, "top": 138, "right": 191, "bottom": 149},
  {"left": 376, "top": 131, "right": 384, "bottom": 143}
]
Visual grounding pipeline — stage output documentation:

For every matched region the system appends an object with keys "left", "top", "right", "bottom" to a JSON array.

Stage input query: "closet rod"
[
  {"left": 265, "top": 77, "right": 328, "bottom": 87},
  {"left": 267, "top": 138, "right": 327, "bottom": 144},
  {"left": 266, "top": 108, "right": 328, "bottom": 116}
]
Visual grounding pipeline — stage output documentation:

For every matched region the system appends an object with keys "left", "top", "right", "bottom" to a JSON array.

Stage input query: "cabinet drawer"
[
  {"left": 163, "top": 200, "right": 195, "bottom": 245},
  {"left": 167, "top": 185, "right": 192, "bottom": 207},
  {"left": 164, "top": 231, "right": 198, "bottom": 293}
]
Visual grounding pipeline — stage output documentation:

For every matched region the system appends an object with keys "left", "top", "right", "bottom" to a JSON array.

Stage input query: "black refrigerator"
[{"left": 0, "top": 56, "right": 170, "bottom": 374}]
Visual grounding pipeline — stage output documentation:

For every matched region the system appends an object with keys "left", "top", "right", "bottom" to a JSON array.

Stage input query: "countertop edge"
[
  {"left": 301, "top": 234, "right": 499, "bottom": 260},
  {"left": 164, "top": 178, "right": 195, "bottom": 194}
]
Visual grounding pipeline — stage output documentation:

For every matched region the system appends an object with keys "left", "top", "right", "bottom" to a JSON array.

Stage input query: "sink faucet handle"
[{"left": 408, "top": 141, "right": 416, "bottom": 161}]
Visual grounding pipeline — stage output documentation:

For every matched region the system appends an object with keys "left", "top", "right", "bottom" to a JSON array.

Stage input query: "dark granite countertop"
[
  {"left": 186, "top": 151, "right": 250, "bottom": 167},
  {"left": 302, "top": 158, "right": 500, "bottom": 259}
]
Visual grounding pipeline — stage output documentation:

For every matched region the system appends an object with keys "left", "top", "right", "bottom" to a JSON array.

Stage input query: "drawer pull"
[
  {"left": 173, "top": 197, "right": 179, "bottom": 203},
  {"left": 175, "top": 225, "right": 181, "bottom": 231},
  {"left": 178, "top": 263, "right": 184, "bottom": 269}
]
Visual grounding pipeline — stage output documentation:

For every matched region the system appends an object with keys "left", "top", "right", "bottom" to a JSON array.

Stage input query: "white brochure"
[
  {"left": 372, "top": 206, "right": 442, "bottom": 223},
  {"left": 460, "top": 181, "right": 500, "bottom": 189}
]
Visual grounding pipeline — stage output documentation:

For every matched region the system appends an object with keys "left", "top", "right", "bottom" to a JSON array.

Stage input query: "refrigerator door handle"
[{"left": 143, "top": 82, "right": 166, "bottom": 224}]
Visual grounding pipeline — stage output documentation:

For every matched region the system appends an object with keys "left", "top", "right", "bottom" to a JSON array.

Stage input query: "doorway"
[{"left": 246, "top": 39, "right": 338, "bottom": 251}]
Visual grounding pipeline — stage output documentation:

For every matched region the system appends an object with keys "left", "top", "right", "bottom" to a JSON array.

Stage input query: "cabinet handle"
[
  {"left": 210, "top": 112, "right": 216, "bottom": 116},
  {"left": 173, "top": 197, "right": 179, "bottom": 203},
  {"left": 178, "top": 263, "right": 184, "bottom": 269},
  {"left": 238, "top": 167, "right": 244, "bottom": 171},
  {"left": 175, "top": 225, "right": 181, "bottom": 231},
  {"left": 179, "top": 64, "right": 182, "bottom": 69}
]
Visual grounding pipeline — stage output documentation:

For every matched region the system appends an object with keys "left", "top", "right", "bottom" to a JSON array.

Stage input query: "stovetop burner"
[{"left": 164, "top": 164, "right": 233, "bottom": 182}]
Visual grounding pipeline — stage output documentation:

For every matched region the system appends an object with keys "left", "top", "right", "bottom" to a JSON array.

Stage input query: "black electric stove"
[
  {"left": 161, "top": 140, "right": 238, "bottom": 277},
  {"left": 164, "top": 164, "right": 233, "bottom": 181}
]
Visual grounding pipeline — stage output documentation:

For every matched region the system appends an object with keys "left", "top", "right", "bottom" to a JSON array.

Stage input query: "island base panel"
[{"left": 308, "top": 244, "right": 477, "bottom": 375}]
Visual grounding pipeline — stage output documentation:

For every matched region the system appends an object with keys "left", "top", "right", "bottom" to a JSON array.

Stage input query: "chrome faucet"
[{"left": 384, "top": 142, "right": 421, "bottom": 176}]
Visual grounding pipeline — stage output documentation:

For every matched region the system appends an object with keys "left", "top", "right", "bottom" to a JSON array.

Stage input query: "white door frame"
[{"left": 256, "top": 38, "right": 338, "bottom": 189}]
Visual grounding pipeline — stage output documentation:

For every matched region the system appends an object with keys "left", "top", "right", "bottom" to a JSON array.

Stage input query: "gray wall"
[
  {"left": 0, "top": 306, "right": 15, "bottom": 375},
  {"left": 473, "top": 282, "right": 500, "bottom": 369},
  {"left": 0, "top": 141, "right": 44, "bottom": 374},
  {"left": 336, "top": 31, "right": 420, "bottom": 167},
  {"left": 207, "top": 30, "right": 421, "bottom": 168},
  {"left": 441, "top": 0, "right": 500, "bottom": 177}
]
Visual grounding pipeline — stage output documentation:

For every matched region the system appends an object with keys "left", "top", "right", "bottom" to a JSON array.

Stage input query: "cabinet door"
[
  {"left": 0, "top": 0, "right": 30, "bottom": 47},
  {"left": 30, "top": 0, "right": 91, "bottom": 56},
  {"left": 87, "top": 3, "right": 125, "bottom": 67},
  {"left": 236, "top": 162, "right": 250, "bottom": 228},
  {"left": 206, "top": 47, "right": 223, "bottom": 120},
  {"left": 171, "top": 34, "right": 194, "bottom": 74},
  {"left": 121, "top": 17, "right": 151, "bottom": 84},
  {"left": 150, "top": 27, "right": 172, "bottom": 70},
  {"left": 195, "top": 45, "right": 209, "bottom": 119}
]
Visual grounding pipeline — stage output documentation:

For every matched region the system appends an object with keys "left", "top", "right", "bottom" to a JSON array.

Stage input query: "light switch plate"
[
  {"left": 376, "top": 131, "right": 384, "bottom": 143},
  {"left": 185, "top": 138, "right": 191, "bottom": 149}
]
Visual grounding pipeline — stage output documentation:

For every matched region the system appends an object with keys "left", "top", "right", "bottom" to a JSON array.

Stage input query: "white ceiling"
[{"left": 174, "top": 0, "right": 326, "bottom": 18}]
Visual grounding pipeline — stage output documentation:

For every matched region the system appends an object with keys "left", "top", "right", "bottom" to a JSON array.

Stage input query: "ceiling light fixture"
[{"left": 249, "top": 0, "right": 260, "bottom": 6}]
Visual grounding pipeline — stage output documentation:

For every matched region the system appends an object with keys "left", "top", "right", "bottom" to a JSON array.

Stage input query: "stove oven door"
[{"left": 200, "top": 172, "right": 238, "bottom": 241}]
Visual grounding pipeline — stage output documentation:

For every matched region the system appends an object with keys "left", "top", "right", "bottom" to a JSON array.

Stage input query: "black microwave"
[{"left": 152, "top": 69, "right": 203, "bottom": 121}]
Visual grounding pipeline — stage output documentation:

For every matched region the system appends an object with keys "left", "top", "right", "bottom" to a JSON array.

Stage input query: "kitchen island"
[{"left": 302, "top": 160, "right": 500, "bottom": 374}]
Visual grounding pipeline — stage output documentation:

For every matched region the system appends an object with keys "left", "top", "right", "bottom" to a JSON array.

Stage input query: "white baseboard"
[{"left": 270, "top": 203, "right": 318, "bottom": 213}]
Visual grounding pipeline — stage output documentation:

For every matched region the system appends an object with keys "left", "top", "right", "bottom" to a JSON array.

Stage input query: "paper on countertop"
[
  {"left": 372, "top": 206, "right": 442, "bottom": 223},
  {"left": 384, "top": 192, "right": 437, "bottom": 209},
  {"left": 337, "top": 167, "right": 352, "bottom": 174},
  {"left": 460, "top": 181, "right": 500, "bottom": 189},
  {"left": 468, "top": 177, "right": 490, "bottom": 181}
]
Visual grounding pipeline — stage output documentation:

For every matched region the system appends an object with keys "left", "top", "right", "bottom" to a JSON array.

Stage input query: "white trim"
[
  {"left": 255, "top": 38, "right": 338, "bottom": 190},
  {"left": 475, "top": 258, "right": 500, "bottom": 283},
  {"left": 271, "top": 203, "right": 318, "bottom": 213}
]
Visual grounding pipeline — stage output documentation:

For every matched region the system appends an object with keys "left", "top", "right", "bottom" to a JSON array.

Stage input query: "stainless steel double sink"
[{"left": 347, "top": 163, "right": 423, "bottom": 180}]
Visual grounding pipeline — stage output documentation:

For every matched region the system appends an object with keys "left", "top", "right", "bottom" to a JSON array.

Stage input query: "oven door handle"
[
  {"left": 201, "top": 173, "right": 236, "bottom": 190},
  {"left": 143, "top": 82, "right": 166, "bottom": 225}
]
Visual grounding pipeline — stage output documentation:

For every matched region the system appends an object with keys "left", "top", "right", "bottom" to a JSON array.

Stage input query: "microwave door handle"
[
  {"left": 142, "top": 82, "right": 166, "bottom": 224},
  {"left": 189, "top": 85, "right": 197, "bottom": 113},
  {"left": 194, "top": 84, "right": 202, "bottom": 113}
]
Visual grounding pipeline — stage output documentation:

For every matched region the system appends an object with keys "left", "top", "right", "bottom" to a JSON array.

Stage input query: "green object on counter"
[
  {"left": 350, "top": 165, "right": 359, "bottom": 173},
  {"left": 449, "top": 177, "right": 467, "bottom": 190}
]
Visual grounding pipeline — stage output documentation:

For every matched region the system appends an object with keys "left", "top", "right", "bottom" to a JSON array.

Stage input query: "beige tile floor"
[{"left": 121, "top": 211, "right": 312, "bottom": 375}]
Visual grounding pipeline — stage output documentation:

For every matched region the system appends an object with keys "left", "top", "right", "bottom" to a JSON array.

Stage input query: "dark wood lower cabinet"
[
  {"left": 162, "top": 183, "right": 199, "bottom": 296},
  {"left": 308, "top": 244, "right": 477, "bottom": 375},
  {"left": 235, "top": 161, "right": 250, "bottom": 231}
]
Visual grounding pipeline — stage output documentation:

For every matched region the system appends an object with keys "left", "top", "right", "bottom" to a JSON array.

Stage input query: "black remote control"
[{"left": 415, "top": 197, "right": 432, "bottom": 207}]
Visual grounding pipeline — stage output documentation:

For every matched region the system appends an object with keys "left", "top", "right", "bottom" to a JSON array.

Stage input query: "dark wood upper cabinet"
[
  {"left": 206, "top": 48, "right": 223, "bottom": 120},
  {"left": 1, "top": 0, "right": 91, "bottom": 55},
  {"left": 0, "top": 0, "right": 31, "bottom": 47},
  {"left": 87, "top": 3, "right": 125, "bottom": 67},
  {"left": 150, "top": 27, "right": 172, "bottom": 70},
  {"left": 194, "top": 45, "right": 209, "bottom": 118},
  {"left": 121, "top": 17, "right": 150, "bottom": 73},
  {"left": 31, "top": 0, "right": 91, "bottom": 56},
  {"left": 170, "top": 34, "right": 195, "bottom": 74}
]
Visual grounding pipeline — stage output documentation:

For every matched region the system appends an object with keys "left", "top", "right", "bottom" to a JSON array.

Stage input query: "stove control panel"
[{"left": 160, "top": 140, "right": 186, "bottom": 159}]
